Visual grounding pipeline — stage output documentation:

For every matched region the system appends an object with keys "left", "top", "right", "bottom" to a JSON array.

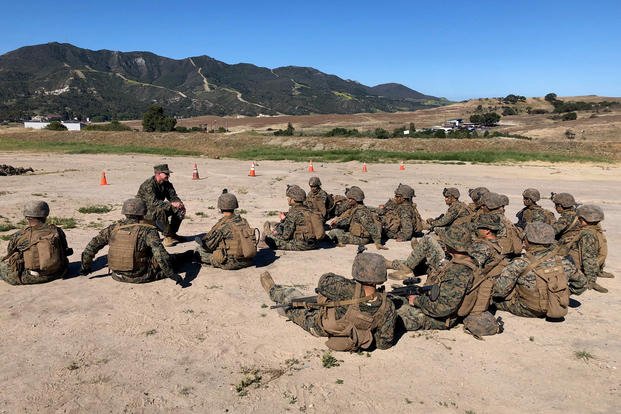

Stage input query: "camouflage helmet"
[
  {"left": 352, "top": 252, "right": 387, "bottom": 284},
  {"left": 23, "top": 201, "right": 50, "bottom": 218},
  {"left": 217, "top": 189, "right": 239, "bottom": 210},
  {"left": 121, "top": 198, "right": 147, "bottom": 216},
  {"left": 309, "top": 176, "right": 322, "bottom": 187},
  {"left": 395, "top": 183, "right": 415, "bottom": 200},
  {"left": 345, "top": 186, "right": 365, "bottom": 202},
  {"left": 463, "top": 312, "right": 502, "bottom": 337},
  {"left": 481, "top": 192, "right": 504, "bottom": 210},
  {"left": 443, "top": 187, "right": 460, "bottom": 199},
  {"left": 522, "top": 188, "right": 541, "bottom": 202},
  {"left": 499, "top": 194, "right": 510, "bottom": 207},
  {"left": 551, "top": 192, "right": 576, "bottom": 208},
  {"left": 576, "top": 204, "right": 604, "bottom": 223},
  {"left": 524, "top": 222, "right": 555, "bottom": 245},
  {"left": 286, "top": 184, "right": 306, "bottom": 202},
  {"left": 468, "top": 187, "right": 490, "bottom": 202},
  {"left": 476, "top": 213, "right": 502, "bottom": 231},
  {"left": 436, "top": 224, "right": 472, "bottom": 252}
]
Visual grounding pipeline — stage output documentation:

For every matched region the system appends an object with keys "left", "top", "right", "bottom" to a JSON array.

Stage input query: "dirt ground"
[{"left": 0, "top": 153, "right": 619, "bottom": 413}]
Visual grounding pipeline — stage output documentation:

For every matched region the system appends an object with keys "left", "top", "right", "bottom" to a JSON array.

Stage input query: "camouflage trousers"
[
  {"left": 269, "top": 285, "right": 327, "bottom": 337},
  {"left": 394, "top": 299, "right": 456, "bottom": 331},
  {"left": 147, "top": 205, "right": 184, "bottom": 236},
  {"left": 389, "top": 234, "right": 445, "bottom": 272},
  {"left": 265, "top": 235, "right": 318, "bottom": 251},
  {"left": 327, "top": 229, "right": 371, "bottom": 246},
  {"left": 493, "top": 298, "right": 545, "bottom": 318},
  {"left": 195, "top": 245, "right": 253, "bottom": 270},
  {"left": 0, "top": 260, "right": 66, "bottom": 285}
]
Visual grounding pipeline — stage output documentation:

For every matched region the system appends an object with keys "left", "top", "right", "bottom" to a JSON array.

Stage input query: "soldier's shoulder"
[{"left": 318, "top": 272, "right": 349, "bottom": 284}]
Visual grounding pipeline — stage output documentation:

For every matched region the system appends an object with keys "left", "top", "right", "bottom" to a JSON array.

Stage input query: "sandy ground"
[{"left": 0, "top": 153, "right": 619, "bottom": 413}]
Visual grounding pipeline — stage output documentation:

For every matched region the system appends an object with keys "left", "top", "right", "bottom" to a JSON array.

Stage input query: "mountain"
[{"left": 0, "top": 42, "right": 448, "bottom": 120}]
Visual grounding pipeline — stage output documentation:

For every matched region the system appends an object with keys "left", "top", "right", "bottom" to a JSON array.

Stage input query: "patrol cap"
[
  {"left": 443, "top": 187, "right": 460, "bottom": 199},
  {"left": 522, "top": 188, "right": 541, "bottom": 202},
  {"left": 309, "top": 176, "right": 322, "bottom": 187},
  {"left": 154, "top": 164, "right": 172, "bottom": 174},
  {"left": 121, "top": 198, "right": 147, "bottom": 216},
  {"left": 481, "top": 192, "right": 504, "bottom": 210},
  {"left": 23, "top": 201, "right": 50, "bottom": 218},
  {"left": 395, "top": 183, "right": 415, "bottom": 200},
  {"left": 468, "top": 187, "right": 490, "bottom": 202},
  {"left": 286, "top": 184, "right": 306, "bottom": 202},
  {"left": 352, "top": 252, "right": 387, "bottom": 284},
  {"left": 436, "top": 224, "right": 472, "bottom": 252},
  {"left": 576, "top": 204, "right": 604, "bottom": 223},
  {"left": 551, "top": 192, "right": 576, "bottom": 208},
  {"left": 524, "top": 222, "right": 555, "bottom": 244},
  {"left": 217, "top": 189, "right": 239, "bottom": 210},
  {"left": 345, "top": 186, "right": 365, "bottom": 202},
  {"left": 476, "top": 213, "right": 502, "bottom": 231}
]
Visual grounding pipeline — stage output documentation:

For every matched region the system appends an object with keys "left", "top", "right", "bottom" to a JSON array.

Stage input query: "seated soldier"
[
  {"left": 515, "top": 188, "right": 556, "bottom": 229},
  {"left": 304, "top": 176, "right": 333, "bottom": 223},
  {"left": 426, "top": 187, "right": 471, "bottom": 231},
  {"left": 328, "top": 186, "right": 386, "bottom": 250},
  {"left": 80, "top": 198, "right": 182, "bottom": 284},
  {"left": 377, "top": 183, "right": 423, "bottom": 241},
  {"left": 492, "top": 222, "right": 587, "bottom": 318},
  {"left": 195, "top": 189, "right": 256, "bottom": 270},
  {"left": 136, "top": 164, "right": 186, "bottom": 247},
  {"left": 466, "top": 186, "right": 490, "bottom": 220},
  {"left": 260, "top": 251, "right": 396, "bottom": 351},
  {"left": 479, "top": 192, "right": 523, "bottom": 257},
  {"left": 394, "top": 225, "right": 501, "bottom": 336},
  {"left": 551, "top": 192, "right": 579, "bottom": 249},
  {"left": 0, "top": 201, "right": 73, "bottom": 285},
  {"left": 262, "top": 185, "right": 322, "bottom": 251}
]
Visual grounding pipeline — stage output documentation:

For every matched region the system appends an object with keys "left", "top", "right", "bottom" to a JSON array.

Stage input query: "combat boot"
[
  {"left": 590, "top": 282, "right": 608, "bottom": 293},
  {"left": 599, "top": 271, "right": 615, "bottom": 279},
  {"left": 384, "top": 258, "right": 394, "bottom": 269},
  {"left": 163, "top": 236, "right": 177, "bottom": 247},
  {"left": 388, "top": 263, "right": 412, "bottom": 280},
  {"left": 260, "top": 271, "right": 275, "bottom": 293}
]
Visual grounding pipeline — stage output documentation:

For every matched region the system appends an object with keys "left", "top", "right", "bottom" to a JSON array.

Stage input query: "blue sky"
[{"left": 1, "top": 0, "right": 620, "bottom": 100}]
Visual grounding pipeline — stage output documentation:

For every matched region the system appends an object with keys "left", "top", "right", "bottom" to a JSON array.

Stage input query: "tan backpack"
[
  {"left": 498, "top": 219, "right": 523, "bottom": 256},
  {"left": 349, "top": 206, "right": 382, "bottom": 238},
  {"left": 22, "top": 226, "right": 65, "bottom": 274},
  {"left": 520, "top": 253, "right": 569, "bottom": 318},
  {"left": 223, "top": 218, "right": 258, "bottom": 259},
  {"left": 108, "top": 223, "right": 154, "bottom": 272}
]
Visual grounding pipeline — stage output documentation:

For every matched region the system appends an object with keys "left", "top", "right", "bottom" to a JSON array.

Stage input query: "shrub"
[
  {"left": 325, "top": 127, "right": 360, "bottom": 137},
  {"left": 562, "top": 112, "right": 577, "bottom": 121},
  {"left": 85, "top": 120, "right": 132, "bottom": 131},
  {"left": 433, "top": 129, "right": 446, "bottom": 138},
  {"left": 274, "top": 122, "right": 294, "bottom": 136},
  {"left": 373, "top": 128, "right": 390, "bottom": 139},
  {"left": 45, "top": 121, "right": 67, "bottom": 131},
  {"left": 142, "top": 105, "right": 177, "bottom": 132},
  {"left": 502, "top": 107, "right": 518, "bottom": 116},
  {"left": 528, "top": 108, "right": 548, "bottom": 114}
]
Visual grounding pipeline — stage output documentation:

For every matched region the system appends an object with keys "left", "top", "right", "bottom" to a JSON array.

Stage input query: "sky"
[{"left": 1, "top": 0, "right": 620, "bottom": 101}]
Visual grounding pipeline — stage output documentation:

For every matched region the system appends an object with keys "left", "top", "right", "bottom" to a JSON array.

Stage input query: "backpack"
[
  {"left": 295, "top": 208, "right": 326, "bottom": 241},
  {"left": 498, "top": 219, "right": 523, "bottom": 256},
  {"left": 108, "top": 224, "right": 154, "bottom": 272},
  {"left": 520, "top": 254, "right": 569, "bottom": 318},
  {"left": 22, "top": 226, "right": 64, "bottom": 274},
  {"left": 225, "top": 218, "right": 258, "bottom": 259}
]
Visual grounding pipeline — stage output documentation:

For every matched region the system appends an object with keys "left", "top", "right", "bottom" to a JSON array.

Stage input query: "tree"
[
  {"left": 45, "top": 121, "right": 67, "bottom": 131},
  {"left": 142, "top": 105, "right": 177, "bottom": 132},
  {"left": 562, "top": 112, "right": 577, "bottom": 121},
  {"left": 433, "top": 129, "right": 446, "bottom": 138},
  {"left": 274, "top": 122, "right": 295, "bottom": 136},
  {"left": 470, "top": 112, "right": 501, "bottom": 126},
  {"left": 544, "top": 93, "right": 558, "bottom": 103}
]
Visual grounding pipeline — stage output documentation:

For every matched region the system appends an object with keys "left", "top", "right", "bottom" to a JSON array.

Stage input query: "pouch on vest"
[
  {"left": 382, "top": 210, "right": 401, "bottom": 234},
  {"left": 22, "top": 227, "right": 64, "bottom": 274},
  {"left": 535, "top": 260, "right": 569, "bottom": 318},
  {"left": 108, "top": 225, "right": 148, "bottom": 272},
  {"left": 498, "top": 220, "right": 523, "bottom": 255},
  {"left": 226, "top": 219, "right": 257, "bottom": 259},
  {"left": 308, "top": 210, "right": 326, "bottom": 240}
]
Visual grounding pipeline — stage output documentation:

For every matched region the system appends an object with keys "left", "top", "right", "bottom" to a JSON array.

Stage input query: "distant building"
[{"left": 24, "top": 121, "right": 85, "bottom": 131}]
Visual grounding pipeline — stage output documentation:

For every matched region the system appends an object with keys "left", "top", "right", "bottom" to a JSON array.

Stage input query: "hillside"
[{"left": 0, "top": 43, "right": 447, "bottom": 120}]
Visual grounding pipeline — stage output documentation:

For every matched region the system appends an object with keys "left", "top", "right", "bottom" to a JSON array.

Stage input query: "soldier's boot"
[
  {"left": 260, "top": 271, "right": 275, "bottom": 294},
  {"left": 590, "top": 282, "right": 608, "bottom": 293},
  {"left": 388, "top": 263, "right": 412, "bottom": 280},
  {"left": 383, "top": 258, "right": 393, "bottom": 269},
  {"left": 599, "top": 271, "right": 615, "bottom": 279},
  {"left": 163, "top": 236, "right": 177, "bottom": 247}
]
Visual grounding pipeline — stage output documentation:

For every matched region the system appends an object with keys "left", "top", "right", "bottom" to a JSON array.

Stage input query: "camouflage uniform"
[
  {"left": 266, "top": 205, "right": 318, "bottom": 251},
  {"left": 570, "top": 224, "right": 606, "bottom": 285},
  {"left": 554, "top": 209, "right": 579, "bottom": 242},
  {"left": 305, "top": 187, "right": 331, "bottom": 222},
  {"left": 378, "top": 198, "right": 422, "bottom": 241},
  {"left": 81, "top": 218, "right": 175, "bottom": 283},
  {"left": 428, "top": 201, "right": 471, "bottom": 230},
  {"left": 136, "top": 176, "right": 184, "bottom": 236},
  {"left": 0, "top": 223, "right": 71, "bottom": 285},
  {"left": 516, "top": 205, "right": 556, "bottom": 229},
  {"left": 269, "top": 273, "right": 396, "bottom": 349},
  {"left": 196, "top": 214, "right": 254, "bottom": 270},
  {"left": 328, "top": 204, "right": 382, "bottom": 246},
  {"left": 388, "top": 235, "right": 446, "bottom": 273}
]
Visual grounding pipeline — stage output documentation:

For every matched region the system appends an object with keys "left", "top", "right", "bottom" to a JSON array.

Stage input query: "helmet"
[
  {"left": 23, "top": 201, "right": 50, "bottom": 218},
  {"left": 395, "top": 183, "right": 415, "bottom": 200},
  {"left": 468, "top": 187, "right": 490, "bottom": 202},
  {"left": 576, "top": 204, "right": 604, "bottom": 223},
  {"left": 309, "top": 176, "right": 322, "bottom": 187},
  {"left": 217, "top": 189, "right": 239, "bottom": 210},
  {"left": 499, "top": 194, "right": 510, "bottom": 207},
  {"left": 121, "top": 198, "right": 147, "bottom": 216},
  {"left": 352, "top": 252, "right": 387, "bottom": 284},
  {"left": 552, "top": 192, "right": 576, "bottom": 208},
  {"left": 476, "top": 214, "right": 502, "bottom": 231},
  {"left": 522, "top": 188, "right": 541, "bottom": 202},
  {"left": 481, "top": 192, "right": 504, "bottom": 210},
  {"left": 345, "top": 186, "right": 365, "bottom": 202},
  {"left": 286, "top": 185, "right": 306, "bottom": 202},
  {"left": 463, "top": 312, "right": 502, "bottom": 337},
  {"left": 524, "top": 222, "right": 555, "bottom": 244},
  {"left": 443, "top": 187, "right": 460, "bottom": 199},
  {"left": 437, "top": 224, "right": 472, "bottom": 252}
]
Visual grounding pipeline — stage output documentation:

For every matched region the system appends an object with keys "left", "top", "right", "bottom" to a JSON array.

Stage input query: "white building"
[{"left": 24, "top": 121, "right": 85, "bottom": 131}]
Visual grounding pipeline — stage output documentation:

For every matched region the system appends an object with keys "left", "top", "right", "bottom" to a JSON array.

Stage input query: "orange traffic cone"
[
  {"left": 399, "top": 160, "right": 405, "bottom": 171},
  {"left": 248, "top": 162, "right": 256, "bottom": 177},
  {"left": 192, "top": 163, "right": 200, "bottom": 180},
  {"left": 308, "top": 160, "right": 315, "bottom": 173},
  {"left": 100, "top": 170, "right": 108, "bottom": 186},
  {"left": 362, "top": 162, "right": 368, "bottom": 173}
]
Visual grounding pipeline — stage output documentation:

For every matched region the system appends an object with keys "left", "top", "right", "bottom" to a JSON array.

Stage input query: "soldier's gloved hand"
[{"left": 375, "top": 243, "right": 388, "bottom": 250}]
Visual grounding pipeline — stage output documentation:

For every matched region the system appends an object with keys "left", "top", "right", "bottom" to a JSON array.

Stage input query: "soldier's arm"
[
  {"left": 358, "top": 209, "right": 382, "bottom": 243},
  {"left": 373, "top": 300, "right": 396, "bottom": 349},
  {"left": 429, "top": 205, "right": 458, "bottom": 228},
  {"left": 81, "top": 226, "right": 113, "bottom": 272},
  {"left": 331, "top": 208, "right": 353, "bottom": 229},
  {"left": 469, "top": 242, "right": 492, "bottom": 268},
  {"left": 412, "top": 205, "right": 424, "bottom": 233},
  {"left": 492, "top": 258, "right": 527, "bottom": 297},
  {"left": 202, "top": 226, "right": 225, "bottom": 252},
  {"left": 145, "top": 229, "right": 175, "bottom": 277},
  {"left": 552, "top": 214, "right": 569, "bottom": 235},
  {"left": 316, "top": 273, "right": 354, "bottom": 301},
  {"left": 415, "top": 266, "right": 472, "bottom": 318},
  {"left": 165, "top": 182, "right": 182, "bottom": 203},
  {"left": 563, "top": 256, "right": 588, "bottom": 295},
  {"left": 279, "top": 210, "right": 298, "bottom": 240},
  {"left": 398, "top": 208, "right": 414, "bottom": 240},
  {"left": 6, "top": 231, "right": 21, "bottom": 256},
  {"left": 139, "top": 181, "right": 171, "bottom": 210},
  {"left": 578, "top": 232, "right": 600, "bottom": 280}
]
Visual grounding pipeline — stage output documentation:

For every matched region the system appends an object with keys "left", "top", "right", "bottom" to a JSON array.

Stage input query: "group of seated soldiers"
[{"left": 0, "top": 164, "right": 612, "bottom": 352}]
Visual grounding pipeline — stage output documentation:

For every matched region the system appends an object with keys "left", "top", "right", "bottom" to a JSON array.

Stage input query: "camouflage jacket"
[
  {"left": 553, "top": 210, "right": 578, "bottom": 238},
  {"left": 429, "top": 201, "right": 471, "bottom": 229},
  {"left": 516, "top": 205, "right": 556, "bottom": 229},
  {"left": 305, "top": 188, "right": 330, "bottom": 220},
  {"left": 378, "top": 199, "right": 422, "bottom": 240},
  {"left": 575, "top": 224, "right": 606, "bottom": 280},
  {"left": 345, "top": 204, "right": 382, "bottom": 243},
  {"left": 413, "top": 258, "right": 474, "bottom": 319},
  {"left": 201, "top": 214, "right": 246, "bottom": 251},
  {"left": 316, "top": 273, "right": 396, "bottom": 350},
  {"left": 469, "top": 237, "right": 503, "bottom": 269},
  {"left": 493, "top": 245, "right": 587, "bottom": 298},
  {"left": 279, "top": 204, "right": 314, "bottom": 241},
  {"left": 81, "top": 218, "right": 174, "bottom": 278},
  {"left": 136, "top": 176, "right": 181, "bottom": 212}
]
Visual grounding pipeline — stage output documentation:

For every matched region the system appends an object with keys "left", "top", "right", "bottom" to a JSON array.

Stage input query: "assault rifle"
[
  {"left": 384, "top": 277, "right": 440, "bottom": 301},
  {"left": 269, "top": 294, "right": 321, "bottom": 309}
]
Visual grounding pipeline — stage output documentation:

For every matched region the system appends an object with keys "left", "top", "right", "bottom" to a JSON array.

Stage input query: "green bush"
[
  {"left": 325, "top": 127, "right": 360, "bottom": 137},
  {"left": 85, "top": 120, "right": 132, "bottom": 131},
  {"left": 373, "top": 128, "right": 390, "bottom": 139},
  {"left": 470, "top": 112, "right": 501, "bottom": 126},
  {"left": 433, "top": 129, "right": 446, "bottom": 138},
  {"left": 78, "top": 205, "right": 113, "bottom": 214},
  {"left": 274, "top": 123, "right": 294, "bottom": 136},
  {"left": 45, "top": 121, "right": 67, "bottom": 131},
  {"left": 562, "top": 112, "right": 577, "bottom": 121},
  {"left": 142, "top": 105, "right": 177, "bottom": 132}
]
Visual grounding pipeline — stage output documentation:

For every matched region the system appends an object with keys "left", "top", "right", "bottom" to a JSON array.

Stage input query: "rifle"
[
  {"left": 269, "top": 294, "right": 321, "bottom": 309},
  {"left": 385, "top": 277, "right": 440, "bottom": 301}
]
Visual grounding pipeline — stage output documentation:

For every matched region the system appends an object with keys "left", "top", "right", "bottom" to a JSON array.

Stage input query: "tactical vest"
[
  {"left": 451, "top": 202, "right": 473, "bottom": 227},
  {"left": 497, "top": 218, "right": 523, "bottom": 256},
  {"left": 558, "top": 214, "right": 580, "bottom": 245},
  {"left": 213, "top": 216, "right": 257, "bottom": 261},
  {"left": 450, "top": 256, "right": 484, "bottom": 317},
  {"left": 517, "top": 253, "right": 569, "bottom": 318},
  {"left": 572, "top": 225, "right": 608, "bottom": 270},
  {"left": 467, "top": 239, "right": 509, "bottom": 314},
  {"left": 349, "top": 206, "right": 381, "bottom": 238},
  {"left": 318, "top": 283, "right": 389, "bottom": 352},
  {"left": 108, "top": 223, "right": 154, "bottom": 272},
  {"left": 293, "top": 207, "right": 325, "bottom": 241},
  {"left": 20, "top": 225, "right": 65, "bottom": 275}
]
